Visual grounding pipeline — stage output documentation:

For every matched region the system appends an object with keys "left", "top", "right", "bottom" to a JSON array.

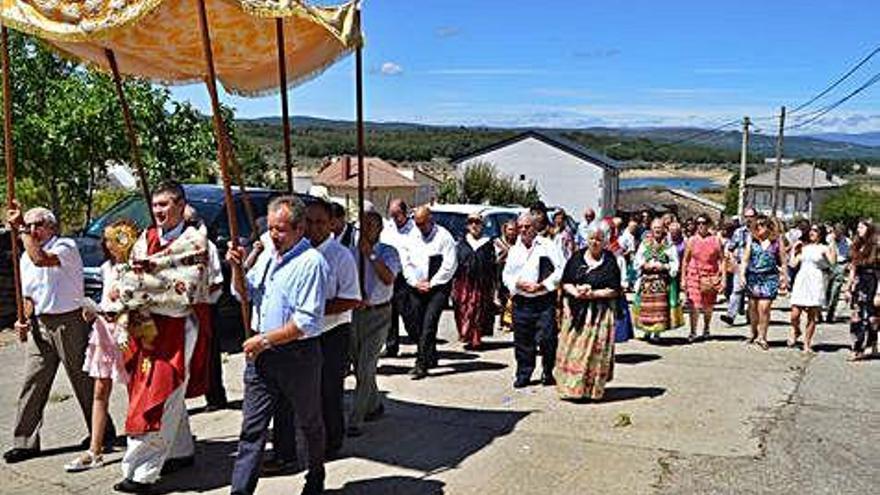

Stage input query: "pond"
[{"left": 620, "top": 177, "right": 721, "bottom": 192}]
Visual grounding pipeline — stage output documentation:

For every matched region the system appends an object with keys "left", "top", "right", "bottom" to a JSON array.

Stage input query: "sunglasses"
[
  {"left": 24, "top": 220, "right": 47, "bottom": 229},
  {"left": 467, "top": 218, "right": 482, "bottom": 225}
]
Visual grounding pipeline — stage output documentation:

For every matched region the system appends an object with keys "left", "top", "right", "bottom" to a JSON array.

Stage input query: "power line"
[
  {"left": 652, "top": 119, "right": 741, "bottom": 149},
  {"left": 787, "top": 70, "right": 880, "bottom": 130},
  {"left": 790, "top": 45, "right": 880, "bottom": 115}
]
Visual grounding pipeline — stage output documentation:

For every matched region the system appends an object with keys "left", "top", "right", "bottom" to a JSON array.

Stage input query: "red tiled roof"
[{"left": 313, "top": 156, "right": 419, "bottom": 189}]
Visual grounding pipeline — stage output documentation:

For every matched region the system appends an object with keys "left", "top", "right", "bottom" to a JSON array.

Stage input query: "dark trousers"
[
  {"left": 271, "top": 323, "right": 350, "bottom": 459},
  {"left": 386, "top": 274, "right": 414, "bottom": 353},
  {"left": 320, "top": 323, "right": 350, "bottom": 452},
  {"left": 512, "top": 294, "right": 558, "bottom": 383},
  {"left": 230, "top": 339, "right": 324, "bottom": 495},
  {"left": 407, "top": 284, "right": 450, "bottom": 370},
  {"left": 205, "top": 306, "right": 227, "bottom": 406}
]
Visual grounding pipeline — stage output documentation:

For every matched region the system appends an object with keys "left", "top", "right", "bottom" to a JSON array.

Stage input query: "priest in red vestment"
[{"left": 109, "top": 181, "right": 222, "bottom": 494}]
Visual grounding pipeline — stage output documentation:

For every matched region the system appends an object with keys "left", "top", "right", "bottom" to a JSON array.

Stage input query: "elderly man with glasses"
[{"left": 3, "top": 202, "right": 115, "bottom": 464}]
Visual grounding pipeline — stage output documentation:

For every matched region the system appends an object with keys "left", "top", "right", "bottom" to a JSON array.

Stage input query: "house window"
[
  {"left": 754, "top": 190, "right": 771, "bottom": 208},
  {"left": 519, "top": 174, "right": 526, "bottom": 181},
  {"left": 783, "top": 192, "right": 797, "bottom": 214}
]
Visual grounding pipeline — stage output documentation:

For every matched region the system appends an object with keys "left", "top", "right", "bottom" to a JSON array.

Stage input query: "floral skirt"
[
  {"left": 452, "top": 277, "right": 494, "bottom": 346},
  {"left": 746, "top": 270, "right": 779, "bottom": 300},
  {"left": 554, "top": 307, "right": 616, "bottom": 400},
  {"left": 633, "top": 273, "right": 684, "bottom": 333}
]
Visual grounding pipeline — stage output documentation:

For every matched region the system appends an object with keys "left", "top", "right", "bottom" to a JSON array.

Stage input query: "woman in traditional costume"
[
  {"left": 494, "top": 220, "right": 518, "bottom": 332},
  {"left": 741, "top": 215, "right": 788, "bottom": 350},
  {"left": 65, "top": 220, "right": 138, "bottom": 472},
  {"left": 555, "top": 222, "right": 621, "bottom": 400},
  {"left": 633, "top": 219, "right": 683, "bottom": 341},
  {"left": 452, "top": 213, "right": 497, "bottom": 349}
]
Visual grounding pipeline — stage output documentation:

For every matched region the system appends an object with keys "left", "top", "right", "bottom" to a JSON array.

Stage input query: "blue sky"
[{"left": 171, "top": 0, "right": 880, "bottom": 134}]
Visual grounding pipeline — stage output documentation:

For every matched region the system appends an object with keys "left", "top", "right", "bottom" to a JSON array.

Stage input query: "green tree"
[
  {"left": 0, "top": 32, "right": 264, "bottom": 231},
  {"left": 818, "top": 185, "right": 880, "bottom": 226},
  {"left": 450, "top": 162, "right": 540, "bottom": 206}
]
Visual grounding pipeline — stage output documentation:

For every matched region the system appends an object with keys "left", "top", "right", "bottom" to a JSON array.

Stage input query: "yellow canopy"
[{"left": 0, "top": 0, "right": 362, "bottom": 95}]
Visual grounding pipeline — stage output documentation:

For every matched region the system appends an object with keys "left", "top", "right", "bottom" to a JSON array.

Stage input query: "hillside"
[{"left": 236, "top": 116, "right": 880, "bottom": 171}]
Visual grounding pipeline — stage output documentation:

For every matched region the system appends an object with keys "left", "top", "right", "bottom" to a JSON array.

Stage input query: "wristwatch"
[
  {"left": 260, "top": 334, "right": 272, "bottom": 350},
  {"left": 369, "top": 253, "right": 378, "bottom": 262}
]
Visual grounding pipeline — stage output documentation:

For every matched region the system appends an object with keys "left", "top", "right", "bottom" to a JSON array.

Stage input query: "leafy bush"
[
  {"left": 443, "top": 162, "right": 540, "bottom": 206},
  {"left": 819, "top": 184, "right": 880, "bottom": 226}
]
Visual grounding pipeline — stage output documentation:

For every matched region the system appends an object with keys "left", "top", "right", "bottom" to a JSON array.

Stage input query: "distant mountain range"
[
  {"left": 807, "top": 132, "right": 880, "bottom": 148},
  {"left": 239, "top": 116, "right": 880, "bottom": 160}
]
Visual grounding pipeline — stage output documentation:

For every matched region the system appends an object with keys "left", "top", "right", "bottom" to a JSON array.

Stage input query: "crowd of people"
[{"left": 2, "top": 183, "right": 878, "bottom": 494}]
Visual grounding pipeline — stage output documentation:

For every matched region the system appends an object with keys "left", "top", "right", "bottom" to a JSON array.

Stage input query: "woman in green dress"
[{"left": 633, "top": 218, "right": 684, "bottom": 341}]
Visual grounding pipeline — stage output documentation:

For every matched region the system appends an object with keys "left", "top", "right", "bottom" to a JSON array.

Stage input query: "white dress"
[{"left": 790, "top": 244, "right": 828, "bottom": 308}]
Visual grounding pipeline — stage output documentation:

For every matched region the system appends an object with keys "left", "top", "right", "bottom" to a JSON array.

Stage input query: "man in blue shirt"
[
  {"left": 721, "top": 208, "right": 755, "bottom": 326},
  {"left": 227, "top": 196, "right": 330, "bottom": 495}
]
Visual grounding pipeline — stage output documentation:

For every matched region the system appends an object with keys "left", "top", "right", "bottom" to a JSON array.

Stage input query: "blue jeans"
[{"left": 230, "top": 339, "right": 324, "bottom": 495}]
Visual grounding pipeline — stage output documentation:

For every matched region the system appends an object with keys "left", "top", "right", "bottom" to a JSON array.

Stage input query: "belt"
[
  {"left": 362, "top": 301, "right": 392, "bottom": 310},
  {"left": 512, "top": 293, "right": 555, "bottom": 305}
]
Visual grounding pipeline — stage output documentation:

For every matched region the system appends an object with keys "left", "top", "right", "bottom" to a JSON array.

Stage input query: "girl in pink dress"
[
  {"left": 683, "top": 216, "right": 724, "bottom": 342},
  {"left": 65, "top": 221, "right": 136, "bottom": 472}
]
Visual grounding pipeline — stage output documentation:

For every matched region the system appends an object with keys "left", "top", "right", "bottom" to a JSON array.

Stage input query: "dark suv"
[{"left": 75, "top": 184, "right": 314, "bottom": 350}]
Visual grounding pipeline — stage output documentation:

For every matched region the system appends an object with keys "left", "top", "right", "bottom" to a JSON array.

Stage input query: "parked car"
[
  {"left": 75, "top": 184, "right": 316, "bottom": 350},
  {"left": 429, "top": 204, "right": 525, "bottom": 242},
  {"left": 0, "top": 228, "right": 16, "bottom": 328}
]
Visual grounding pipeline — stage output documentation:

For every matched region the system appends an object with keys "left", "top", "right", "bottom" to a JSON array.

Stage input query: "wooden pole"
[
  {"left": 223, "top": 133, "right": 259, "bottom": 238},
  {"left": 1, "top": 26, "right": 26, "bottom": 338},
  {"left": 354, "top": 9, "right": 366, "bottom": 297},
  {"left": 105, "top": 48, "right": 154, "bottom": 225},
  {"left": 195, "top": 0, "right": 250, "bottom": 333},
  {"left": 771, "top": 106, "right": 786, "bottom": 218},
  {"left": 276, "top": 18, "right": 294, "bottom": 194},
  {"left": 737, "top": 116, "right": 750, "bottom": 217}
]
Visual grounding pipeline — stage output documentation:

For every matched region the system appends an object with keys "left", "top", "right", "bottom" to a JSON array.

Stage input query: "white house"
[
  {"left": 451, "top": 130, "right": 621, "bottom": 216},
  {"left": 745, "top": 163, "right": 847, "bottom": 220}
]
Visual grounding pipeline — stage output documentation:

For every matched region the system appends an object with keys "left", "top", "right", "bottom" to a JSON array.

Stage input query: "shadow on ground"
[
  {"left": 614, "top": 353, "right": 661, "bottom": 365},
  {"left": 152, "top": 395, "right": 529, "bottom": 493},
  {"left": 326, "top": 476, "right": 445, "bottom": 494}
]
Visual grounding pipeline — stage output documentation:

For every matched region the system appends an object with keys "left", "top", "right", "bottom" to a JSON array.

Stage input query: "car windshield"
[
  {"left": 83, "top": 195, "right": 151, "bottom": 238},
  {"left": 432, "top": 212, "right": 469, "bottom": 241},
  {"left": 83, "top": 195, "right": 225, "bottom": 239},
  {"left": 484, "top": 212, "right": 518, "bottom": 240}
]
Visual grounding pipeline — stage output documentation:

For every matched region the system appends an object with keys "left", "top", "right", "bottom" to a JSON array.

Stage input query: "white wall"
[{"left": 457, "top": 137, "right": 613, "bottom": 216}]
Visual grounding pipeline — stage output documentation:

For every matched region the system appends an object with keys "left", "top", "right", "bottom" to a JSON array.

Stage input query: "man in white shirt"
[
  {"left": 502, "top": 213, "right": 565, "bottom": 389},
  {"left": 379, "top": 198, "right": 415, "bottom": 357},
  {"left": 402, "top": 206, "right": 457, "bottom": 380},
  {"left": 575, "top": 207, "right": 598, "bottom": 249},
  {"left": 348, "top": 211, "right": 401, "bottom": 436},
  {"left": 4, "top": 203, "right": 115, "bottom": 464},
  {"left": 306, "top": 200, "right": 361, "bottom": 455}
]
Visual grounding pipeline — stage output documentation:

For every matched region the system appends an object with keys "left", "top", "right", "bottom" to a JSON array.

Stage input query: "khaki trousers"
[{"left": 13, "top": 309, "right": 95, "bottom": 450}]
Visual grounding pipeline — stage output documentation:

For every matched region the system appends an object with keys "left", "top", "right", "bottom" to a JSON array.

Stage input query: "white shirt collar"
[
  {"left": 466, "top": 233, "right": 490, "bottom": 251},
  {"left": 159, "top": 221, "right": 185, "bottom": 245}
]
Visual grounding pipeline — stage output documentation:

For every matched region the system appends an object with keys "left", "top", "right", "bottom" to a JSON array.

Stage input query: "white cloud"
[
  {"left": 435, "top": 26, "right": 461, "bottom": 38},
  {"left": 380, "top": 62, "right": 403, "bottom": 76}
]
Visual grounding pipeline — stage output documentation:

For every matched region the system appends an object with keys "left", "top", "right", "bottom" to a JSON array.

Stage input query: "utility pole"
[
  {"left": 771, "top": 106, "right": 786, "bottom": 217},
  {"left": 808, "top": 162, "right": 817, "bottom": 221},
  {"left": 737, "top": 116, "right": 751, "bottom": 217}
]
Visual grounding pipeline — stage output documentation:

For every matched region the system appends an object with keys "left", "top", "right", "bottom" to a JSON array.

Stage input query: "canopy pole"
[
  {"left": 276, "top": 18, "right": 294, "bottom": 194},
  {"left": 354, "top": 8, "right": 366, "bottom": 296},
  {"left": 1, "top": 25, "right": 26, "bottom": 340},
  {"left": 105, "top": 48, "right": 154, "bottom": 226},
  {"left": 195, "top": 0, "right": 251, "bottom": 333},
  {"left": 223, "top": 133, "right": 259, "bottom": 238}
]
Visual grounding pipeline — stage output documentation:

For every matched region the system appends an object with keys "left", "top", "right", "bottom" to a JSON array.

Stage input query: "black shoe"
[
  {"left": 3, "top": 447, "right": 40, "bottom": 464},
  {"left": 513, "top": 378, "right": 529, "bottom": 389},
  {"left": 541, "top": 374, "right": 556, "bottom": 386},
  {"left": 160, "top": 455, "right": 195, "bottom": 475},
  {"left": 410, "top": 367, "right": 428, "bottom": 380},
  {"left": 379, "top": 347, "right": 398, "bottom": 358},
  {"left": 719, "top": 315, "right": 734, "bottom": 326},
  {"left": 261, "top": 457, "right": 296, "bottom": 475},
  {"left": 113, "top": 479, "right": 153, "bottom": 494},
  {"left": 364, "top": 404, "right": 385, "bottom": 422},
  {"left": 302, "top": 468, "right": 326, "bottom": 495},
  {"left": 346, "top": 426, "right": 364, "bottom": 438}
]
